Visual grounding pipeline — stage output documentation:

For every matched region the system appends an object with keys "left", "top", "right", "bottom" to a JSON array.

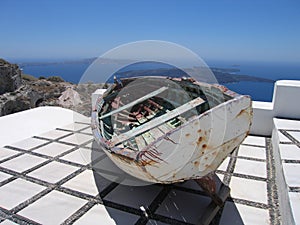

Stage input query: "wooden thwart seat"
[
  {"left": 109, "top": 97, "right": 205, "bottom": 146},
  {"left": 99, "top": 86, "right": 168, "bottom": 120}
]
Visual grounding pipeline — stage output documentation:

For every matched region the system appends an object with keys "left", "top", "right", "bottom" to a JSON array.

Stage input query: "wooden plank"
[
  {"left": 158, "top": 124, "right": 173, "bottom": 133},
  {"left": 135, "top": 135, "right": 147, "bottom": 151},
  {"left": 99, "top": 87, "right": 168, "bottom": 119},
  {"left": 149, "top": 127, "right": 165, "bottom": 140},
  {"left": 141, "top": 132, "right": 155, "bottom": 145},
  {"left": 110, "top": 97, "right": 205, "bottom": 146}
]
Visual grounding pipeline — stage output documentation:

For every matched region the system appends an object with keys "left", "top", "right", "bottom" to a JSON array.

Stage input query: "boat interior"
[{"left": 97, "top": 76, "right": 233, "bottom": 152}]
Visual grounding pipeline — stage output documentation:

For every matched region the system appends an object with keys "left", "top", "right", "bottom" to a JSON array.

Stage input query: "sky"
[{"left": 1, "top": 0, "right": 300, "bottom": 63}]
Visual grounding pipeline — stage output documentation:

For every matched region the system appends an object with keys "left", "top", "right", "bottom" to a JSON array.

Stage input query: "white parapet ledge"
[
  {"left": 252, "top": 101, "right": 273, "bottom": 110},
  {"left": 273, "top": 117, "right": 300, "bottom": 130},
  {"left": 273, "top": 80, "right": 300, "bottom": 120},
  {"left": 250, "top": 101, "right": 274, "bottom": 136},
  {"left": 250, "top": 80, "right": 300, "bottom": 136},
  {"left": 0, "top": 106, "right": 89, "bottom": 147},
  {"left": 276, "top": 80, "right": 300, "bottom": 87}
]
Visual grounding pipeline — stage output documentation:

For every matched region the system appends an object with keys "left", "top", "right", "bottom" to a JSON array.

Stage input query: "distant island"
[
  {"left": 112, "top": 67, "right": 274, "bottom": 84},
  {"left": 18, "top": 58, "right": 274, "bottom": 85}
]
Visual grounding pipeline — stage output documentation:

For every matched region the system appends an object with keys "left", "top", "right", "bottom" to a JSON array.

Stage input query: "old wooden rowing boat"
[{"left": 91, "top": 76, "right": 252, "bottom": 185}]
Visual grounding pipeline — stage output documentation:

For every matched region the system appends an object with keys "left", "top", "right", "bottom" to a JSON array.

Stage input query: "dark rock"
[
  {"left": 0, "top": 59, "right": 22, "bottom": 95},
  {"left": 0, "top": 97, "right": 31, "bottom": 116}
]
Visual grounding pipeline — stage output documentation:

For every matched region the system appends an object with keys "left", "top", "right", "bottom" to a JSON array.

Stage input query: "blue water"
[
  {"left": 21, "top": 63, "right": 89, "bottom": 84},
  {"left": 20, "top": 59, "right": 300, "bottom": 102},
  {"left": 207, "top": 60, "right": 300, "bottom": 102}
]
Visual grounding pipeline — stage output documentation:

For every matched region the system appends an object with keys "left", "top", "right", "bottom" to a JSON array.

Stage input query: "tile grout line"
[
  {"left": 223, "top": 146, "right": 239, "bottom": 186},
  {"left": 227, "top": 197, "right": 269, "bottom": 209},
  {"left": 279, "top": 129, "right": 300, "bottom": 147},
  {"left": 240, "top": 143, "right": 266, "bottom": 148},
  {"left": 231, "top": 155, "right": 266, "bottom": 162},
  {"left": 0, "top": 206, "right": 41, "bottom": 225},
  {"left": 266, "top": 137, "right": 281, "bottom": 225}
]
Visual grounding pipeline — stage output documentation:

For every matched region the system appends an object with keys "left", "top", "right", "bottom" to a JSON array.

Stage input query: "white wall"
[
  {"left": 273, "top": 80, "right": 300, "bottom": 119},
  {"left": 250, "top": 80, "right": 300, "bottom": 136},
  {"left": 250, "top": 101, "right": 274, "bottom": 136}
]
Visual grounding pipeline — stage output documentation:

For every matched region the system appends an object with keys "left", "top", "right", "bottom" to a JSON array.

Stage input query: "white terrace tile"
[
  {"left": 60, "top": 148, "right": 104, "bottom": 165},
  {"left": 234, "top": 158, "right": 267, "bottom": 178},
  {"left": 289, "top": 192, "right": 300, "bottom": 225},
  {"left": 33, "top": 142, "right": 74, "bottom": 157},
  {"left": 0, "top": 178, "right": 45, "bottom": 210},
  {"left": 38, "top": 129, "right": 71, "bottom": 139},
  {"left": 60, "top": 148, "right": 90, "bottom": 165},
  {"left": 287, "top": 131, "right": 300, "bottom": 142},
  {"left": 60, "top": 123, "right": 89, "bottom": 132},
  {"left": 62, "top": 170, "right": 100, "bottom": 196},
  {"left": 279, "top": 144, "right": 300, "bottom": 160},
  {"left": 0, "top": 147, "right": 19, "bottom": 161},
  {"left": 220, "top": 201, "right": 269, "bottom": 225},
  {"left": 74, "top": 117, "right": 91, "bottom": 124},
  {"left": 9, "top": 138, "right": 48, "bottom": 150},
  {"left": 84, "top": 142, "right": 93, "bottom": 148},
  {"left": 80, "top": 127, "right": 93, "bottom": 135},
  {"left": 229, "top": 176, "right": 268, "bottom": 204},
  {"left": 18, "top": 190, "right": 87, "bottom": 225},
  {"left": 278, "top": 132, "right": 292, "bottom": 142},
  {"left": 0, "top": 154, "right": 47, "bottom": 173},
  {"left": 242, "top": 136, "right": 266, "bottom": 147},
  {"left": 73, "top": 204, "right": 116, "bottom": 225},
  {"left": 0, "top": 220, "right": 19, "bottom": 225},
  {"left": 238, "top": 145, "right": 266, "bottom": 160},
  {"left": 216, "top": 173, "right": 224, "bottom": 182},
  {"left": 28, "top": 161, "right": 78, "bottom": 184},
  {"left": 282, "top": 163, "right": 300, "bottom": 187},
  {"left": 217, "top": 157, "right": 230, "bottom": 172},
  {"left": 0, "top": 171, "right": 12, "bottom": 182},
  {"left": 60, "top": 133, "right": 93, "bottom": 146}
]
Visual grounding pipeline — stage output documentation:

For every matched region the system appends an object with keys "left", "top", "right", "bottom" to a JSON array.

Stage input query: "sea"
[{"left": 19, "top": 59, "right": 300, "bottom": 102}]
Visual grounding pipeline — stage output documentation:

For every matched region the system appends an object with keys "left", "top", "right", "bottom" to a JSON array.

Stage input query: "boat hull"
[{"left": 92, "top": 85, "right": 252, "bottom": 183}]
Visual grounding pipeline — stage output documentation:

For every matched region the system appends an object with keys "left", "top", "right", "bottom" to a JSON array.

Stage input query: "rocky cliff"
[
  {"left": 0, "top": 59, "right": 22, "bottom": 95},
  {"left": 0, "top": 59, "right": 104, "bottom": 117}
]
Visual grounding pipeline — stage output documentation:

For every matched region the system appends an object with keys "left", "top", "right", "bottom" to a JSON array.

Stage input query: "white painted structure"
[
  {"left": 0, "top": 106, "right": 88, "bottom": 147},
  {"left": 250, "top": 80, "right": 300, "bottom": 136}
]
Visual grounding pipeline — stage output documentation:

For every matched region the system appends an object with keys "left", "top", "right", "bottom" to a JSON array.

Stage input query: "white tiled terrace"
[{"left": 0, "top": 80, "right": 299, "bottom": 225}]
